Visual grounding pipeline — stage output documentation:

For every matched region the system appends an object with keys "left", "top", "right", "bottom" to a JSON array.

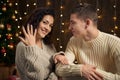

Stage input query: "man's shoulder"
[{"left": 101, "top": 32, "right": 120, "bottom": 41}]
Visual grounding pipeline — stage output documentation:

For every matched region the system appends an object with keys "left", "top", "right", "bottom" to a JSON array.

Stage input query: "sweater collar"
[{"left": 84, "top": 31, "right": 104, "bottom": 45}]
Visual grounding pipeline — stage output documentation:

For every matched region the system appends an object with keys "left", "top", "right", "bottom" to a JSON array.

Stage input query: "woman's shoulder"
[
  {"left": 44, "top": 43, "right": 56, "bottom": 52},
  {"left": 16, "top": 42, "right": 25, "bottom": 47},
  {"left": 16, "top": 42, "right": 26, "bottom": 52}
]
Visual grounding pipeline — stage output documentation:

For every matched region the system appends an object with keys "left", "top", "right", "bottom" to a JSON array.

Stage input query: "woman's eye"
[{"left": 43, "top": 21, "right": 47, "bottom": 24}]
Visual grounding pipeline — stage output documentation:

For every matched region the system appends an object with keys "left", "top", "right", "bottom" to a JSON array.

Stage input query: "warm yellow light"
[
  {"left": 18, "top": 26, "right": 20, "bottom": 28},
  {"left": 47, "top": 2, "right": 51, "bottom": 5},
  {"left": 19, "top": 17, "right": 22, "bottom": 20},
  {"left": 113, "top": 5, "right": 116, "bottom": 8},
  {"left": 24, "top": 12, "right": 27, "bottom": 15},
  {"left": 60, "top": 46, "right": 63, "bottom": 48},
  {"left": 19, "top": 31, "right": 22, "bottom": 34},
  {"left": 2, "top": 7, "right": 6, "bottom": 11},
  {"left": 7, "top": 0, "right": 9, "bottom": 2},
  {"left": 114, "top": 33, "right": 116, "bottom": 36},
  {"left": 26, "top": 4, "right": 29, "bottom": 7},
  {"left": 12, "top": 15, "right": 16, "bottom": 19},
  {"left": 97, "top": 8, "right": 100, "bottom": 11},
  {"left": 113, "top": 16, "right": 117, "bottom": 20},
  {"left": 4, "top": 53, "right": 6, "bottom": 56},
  {"left": 61, "top": 30, "right": 64, "bottom": 33},
  {"left": 15, "top": 19, "right": 18, "bottom": 21},
  {"left": 111, "top": 30, "right": 114, "bottom": 32},
  {"left": 60, "top": 14, "right": 63, "bottom": 17},
  {"left": 8, "top": 44, "right": 14, "bottom": 49},
  {"left": 60, "top": 6, "right": 64, "bottom": 9},
  {"left": 57, "top": 38, "right": 59, "bottom": 41},
  {"left": 62, "top": 23, "right": 64, "bottom": 25},
  {"left": 16, "top": 33, "right": 19, "bottom": 37},
  {"left": 98, "top": 15, "right": 102, "bottom": 19},
  {"left": 15, "top": 3, "right": 18, "bottom": 6},
  {"left": 0, "top": 24, "right": 4, "bottom": 29},
  {"left": 9, "top": 3, "right": 12, "bottom": 6},
  {"left": 15, "top": 10, "right": 18, "bottom": 14},
  {"left": 33, "top": 3, "right": 36, "bottom": 6},
  {"left": 114, "top": 26, "right": 118, "bottom": 29}
]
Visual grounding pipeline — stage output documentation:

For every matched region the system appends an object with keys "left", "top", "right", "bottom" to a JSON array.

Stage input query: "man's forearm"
[{"left": 55, "top": 63, "right": 82, "bottom": 77}]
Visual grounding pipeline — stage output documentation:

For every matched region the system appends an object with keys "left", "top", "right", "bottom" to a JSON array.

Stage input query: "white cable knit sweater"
[
  {"left": 15, "top": 41, "right": 58, "bottom": 80},
  {"left": 56, "top": 31, "right": 120, "bottom": 80}
]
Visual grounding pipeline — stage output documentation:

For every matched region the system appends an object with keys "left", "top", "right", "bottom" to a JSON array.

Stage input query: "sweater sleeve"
[
  {"left": 16, "top": 42, "right": 45, "bottom": 80},
  {"left": 25, "top": 45, "right": 45, "bottom": 80},
  {"left": 55, "top": 38, "right": 83, "bottom": 77}
]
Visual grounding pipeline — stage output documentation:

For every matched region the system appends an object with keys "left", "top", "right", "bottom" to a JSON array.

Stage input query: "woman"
[{"left": 15, "top": 8, "right": 61, "bottom": 80}]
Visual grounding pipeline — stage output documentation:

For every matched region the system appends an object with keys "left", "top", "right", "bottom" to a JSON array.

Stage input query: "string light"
[
  {"left": 60, "top": 46, "right": 63, "bottom": 49},
  {"left": 24, "top": 12, "right": 27, "bottom": 15},
  {"left": 15, "top": 10, "right": 18, "bottom": 14},
  {"left": 61, "top": 30, "right": 64, "bottom": 33},
  {"left": 0, "top": 34, "right": 1, "bottom": 38},
  {"left": 57, "top": 38, "right": 59, "bottom": 41},
  {"left": 60, "top": 6, "right": 63, "bottom": 9},
  {"left": 15, "top": 19, "right": 18, "bottom": 21},
  {"left": 19, "top": 17, "right": 22, "bottom": 20},
  {"left": 26, "top": 4, "right": 29, "bottom": 7},
  {"left": 0, "top": 24, "right": 4, "bottom": 29},
  {"left": 7, "top": 0, "right": 9, "bottom": 2},
  {"left": 61, "top": 22, "right": 64, "bottom": 25},
  {"left": 18, "top": 26, "right": 20, "bottom": 28},
  {"left": 111, "top": 0, "right": 118, "bottom": 35},
  {"left": 9, "top": 3, "right": 12, "bottom": 6},
  {"left": 4, "top": 53, "right": 6, "bottom": 56},
  {"left": 12, "top": 14, "right": 16, "bottom": 19},
  {"left": 33, "top": 3, "right": 36, "bottom": 6},
  {"left": 15, "top": 3, "right": 18, "bottom": 6},
  {"left": 96, "top": 0, "right": 102, "bottom": 19},
  {"left": 15, "top": 33, "right": 19, "bottom": 37},
  {"left": 97, "top": 8, "right": 100, "bottom": 11},
  {"left": 60, "top": 14, "right": 63, "bottom": 17},
  {"left": 47, "top": 1, "right": 51, "bottom": 6},
  {"left": 58, "top": 0, "right": 64, "bottom": 50}
]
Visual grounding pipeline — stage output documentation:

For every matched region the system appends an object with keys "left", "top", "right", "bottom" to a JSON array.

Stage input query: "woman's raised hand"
[{"left": 19, "top": 24, "right": 37, "bottom": 46}]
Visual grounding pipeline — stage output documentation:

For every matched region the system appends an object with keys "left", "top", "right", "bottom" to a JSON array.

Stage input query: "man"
[{"left": 55, "top": 3, "right": 120, "bottom": 80}]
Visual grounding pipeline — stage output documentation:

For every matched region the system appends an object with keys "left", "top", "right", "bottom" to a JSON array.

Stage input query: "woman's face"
[{"left": 37, "top": 15, "right": 54, "bottom": 39}]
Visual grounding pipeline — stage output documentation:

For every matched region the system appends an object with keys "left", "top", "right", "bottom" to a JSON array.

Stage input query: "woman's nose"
[{"left": 45, "top": 25, "right": 51, "bottom": 30}]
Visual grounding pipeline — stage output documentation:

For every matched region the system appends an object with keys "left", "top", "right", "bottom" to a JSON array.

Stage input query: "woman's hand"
[
  {"left": 54, "top": 54, "right": 68, "bottom": 65},
  {"left": 19, "top": 24, "right": 37, "bottom": 46}
]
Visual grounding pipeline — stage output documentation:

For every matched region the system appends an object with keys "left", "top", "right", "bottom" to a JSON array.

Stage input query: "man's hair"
[{"left": 71, "top": 3, "right": 98, "bottom": 25}]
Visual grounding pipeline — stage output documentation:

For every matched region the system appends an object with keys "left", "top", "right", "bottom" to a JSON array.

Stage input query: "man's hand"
[
  {"left": 54, "top": 54, "right": 68, "bottom": 64},
  {"left": 82, "top": 64, "right": 103, "bottom": 80}
]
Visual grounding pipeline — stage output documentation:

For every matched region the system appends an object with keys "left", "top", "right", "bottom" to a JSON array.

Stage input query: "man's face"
[{"left": 69, "top": 13, "right": 87, "bottom": 38}]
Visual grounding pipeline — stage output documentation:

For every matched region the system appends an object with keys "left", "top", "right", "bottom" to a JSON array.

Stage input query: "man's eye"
[{"left": 70, "top": 22, "right": 74, "bottom": 25}]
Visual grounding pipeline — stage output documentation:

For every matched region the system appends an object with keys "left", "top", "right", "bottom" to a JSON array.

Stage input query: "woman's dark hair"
[{"left": 22, "top": 7, "right": 55, "bottom": 45}]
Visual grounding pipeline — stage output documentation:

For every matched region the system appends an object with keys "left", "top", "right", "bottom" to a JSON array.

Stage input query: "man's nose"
[{"left": 68, "top": 25, "right": 72, "bottom": 30}]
